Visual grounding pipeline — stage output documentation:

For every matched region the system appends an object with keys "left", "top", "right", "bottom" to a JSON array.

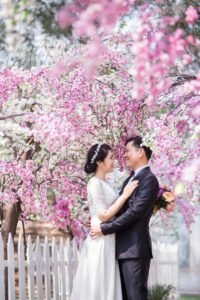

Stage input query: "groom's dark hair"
[{"left": 125, "top": 136, "right": 152, "bottom": 161}]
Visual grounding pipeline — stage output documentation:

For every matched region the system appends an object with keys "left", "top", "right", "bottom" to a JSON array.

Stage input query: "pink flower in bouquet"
[
  {"left": 154, "top": 187, "right": 176, "bottom": 214},
  {"left": 165, "top": 199, "right": 176, "bottom": 213}
]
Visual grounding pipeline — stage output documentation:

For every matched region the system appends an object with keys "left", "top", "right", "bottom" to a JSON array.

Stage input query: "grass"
[{"left": 180, "top": 297, "right": 200, "bottom": 300}]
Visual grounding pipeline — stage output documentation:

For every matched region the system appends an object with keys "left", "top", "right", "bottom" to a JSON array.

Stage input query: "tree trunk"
[{"left": 1, "top": 202, "right": 21, "bottom": 300}]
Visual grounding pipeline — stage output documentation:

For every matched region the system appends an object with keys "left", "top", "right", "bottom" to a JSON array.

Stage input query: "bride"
[{"left": 70, "top": 143, "right": 138, "bottom": 300}]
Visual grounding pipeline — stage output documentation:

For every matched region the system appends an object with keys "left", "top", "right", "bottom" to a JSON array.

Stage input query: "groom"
[{"left": 91, "top": 136, "right": 159, "bottom": 300}]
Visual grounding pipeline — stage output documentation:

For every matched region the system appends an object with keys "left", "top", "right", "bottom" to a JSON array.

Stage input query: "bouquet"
[{"left": 153, "top": 187, "right": 175, "bottom": 214}]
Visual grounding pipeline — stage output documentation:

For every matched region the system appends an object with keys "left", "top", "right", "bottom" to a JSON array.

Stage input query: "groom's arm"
[{"left": 100, "top": 175, "right": 159, "bottom": 235}]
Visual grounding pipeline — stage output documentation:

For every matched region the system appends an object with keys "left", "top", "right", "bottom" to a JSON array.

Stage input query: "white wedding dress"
[{"left": 70, "top": 176, "right": 122, "bottom": 300}]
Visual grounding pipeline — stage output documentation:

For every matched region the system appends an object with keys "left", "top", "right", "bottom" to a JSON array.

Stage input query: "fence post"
[
  {"left": 44, "top": 236, "right": 51, "bottom": 300},
  {"left": 27, "top": 235, "right": 35, "bottom": 300},
  {"left": 35, "top": 236, "right": 43, "bottom": 300},
  {"left": 52, "top": 237, "right": 59, "bottom": 300},
  {"left": 18, "top": 233, "right": 26, "bottom": 300},
  {"left": 7, "top": 233, "right": 15, "bottom": 300},
  {"left": 59, "top": 237, "right": 66, "bottom": 300},
  {"left": 65, "top": 238, "right": 73, "bottom": 298},
  {"left": 0, "top": 233, "right": 5, "bottom": 300}
]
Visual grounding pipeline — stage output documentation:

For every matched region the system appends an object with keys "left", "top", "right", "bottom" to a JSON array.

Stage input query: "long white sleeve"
[{"left": 87, "top": 178, "right": 107, "bottom": 216}]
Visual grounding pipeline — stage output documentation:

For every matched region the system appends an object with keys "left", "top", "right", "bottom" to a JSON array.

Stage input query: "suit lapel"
[
  {"left": 117, "top": 167, "right": 151, "bottom": 216},
  {"left": 131, "top": 166, "right": 150, "bottom": 182},
  {"left": 130, "top": 167, "right": 150, "bottom": 197},
  {"left": 119, "top": 167, "right": 150, "bottom": 196},
  {"left": 119, "top": 174, "right": 132, "bottom": 195}
]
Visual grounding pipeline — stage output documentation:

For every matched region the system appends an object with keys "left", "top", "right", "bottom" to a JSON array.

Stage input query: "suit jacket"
[{"left": 101, "top": 167, "right": 159, "bottom": 260}]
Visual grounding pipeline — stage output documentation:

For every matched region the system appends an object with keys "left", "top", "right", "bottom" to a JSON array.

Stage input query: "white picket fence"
[
  {"left": 0, "top": 233, "right": 79, "bottom": 300},
  {"left": 148, "top": 242, "right": 179, "bottom": 291},
  {"left": 0, "top": 233, "right": 179, "bottom": 300}
]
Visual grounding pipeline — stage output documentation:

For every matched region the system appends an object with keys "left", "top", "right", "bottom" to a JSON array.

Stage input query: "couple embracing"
[{"left": 71, "top": 136, "right": 159, "bottom": 300}]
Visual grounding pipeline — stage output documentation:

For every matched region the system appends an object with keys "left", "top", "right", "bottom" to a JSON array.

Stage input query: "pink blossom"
[
  {"left": 0, "top": 5, "right": 199, "bottom": 237},
  {"left": 185, "top": 6, "right": 199, "bottom": 24}
]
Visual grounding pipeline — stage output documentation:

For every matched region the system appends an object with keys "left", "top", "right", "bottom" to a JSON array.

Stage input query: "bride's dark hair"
[{"left": 84, "top": 143, "right": 112, "bottom": 174}]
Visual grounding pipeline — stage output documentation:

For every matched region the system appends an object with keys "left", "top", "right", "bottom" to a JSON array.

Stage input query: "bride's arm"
[{"left": 97, "top": 180, "right": 138, "bottom": 223}]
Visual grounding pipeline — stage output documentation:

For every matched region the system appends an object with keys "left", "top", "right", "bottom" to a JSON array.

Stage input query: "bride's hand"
[{"left": 123, "top": 180, "right": 139, "bottom": 199}]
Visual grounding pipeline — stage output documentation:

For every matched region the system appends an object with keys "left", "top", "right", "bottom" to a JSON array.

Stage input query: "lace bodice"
[{"left": 87, "top": 176, "right": 118, "bottom": 217}]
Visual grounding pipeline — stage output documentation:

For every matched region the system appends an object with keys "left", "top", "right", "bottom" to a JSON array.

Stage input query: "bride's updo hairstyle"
[{"left": 84, "top": 143, "right": 112, "bottom": 174}]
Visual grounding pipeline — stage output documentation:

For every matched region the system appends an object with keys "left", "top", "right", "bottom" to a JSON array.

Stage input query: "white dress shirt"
[{"left": 128, "top": 164, "right": 149, "bottom": 183}]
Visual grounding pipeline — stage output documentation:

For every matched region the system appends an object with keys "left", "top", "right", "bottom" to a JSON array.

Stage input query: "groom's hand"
[{"left": 90, "top": 223, "right": 103, "bottom": 239}]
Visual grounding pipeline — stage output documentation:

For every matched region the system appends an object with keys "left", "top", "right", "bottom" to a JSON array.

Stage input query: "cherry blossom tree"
[
  {"left": 0, "top": 47, "right": 199, "bottom": 243},
  {"left": 0, "top": 0, "right": 199, "bottom": 242}
]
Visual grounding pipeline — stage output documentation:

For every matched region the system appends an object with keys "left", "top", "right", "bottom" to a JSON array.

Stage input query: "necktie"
[
  {"left": 128, "top": 170, "right": 135, "bottom": 183},
  {"left": 130, "top": 170, "right": 135, "bottom": 177}
]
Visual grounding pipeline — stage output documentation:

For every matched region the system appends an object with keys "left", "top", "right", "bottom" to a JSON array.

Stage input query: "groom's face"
[{"left": 124, "top": 142, "right": 142, "bottom": 169}]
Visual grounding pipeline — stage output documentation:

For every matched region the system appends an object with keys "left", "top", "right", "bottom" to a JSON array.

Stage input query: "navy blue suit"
[{"left": 101, "top": 167, "right": 159, "bottom": 300}]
